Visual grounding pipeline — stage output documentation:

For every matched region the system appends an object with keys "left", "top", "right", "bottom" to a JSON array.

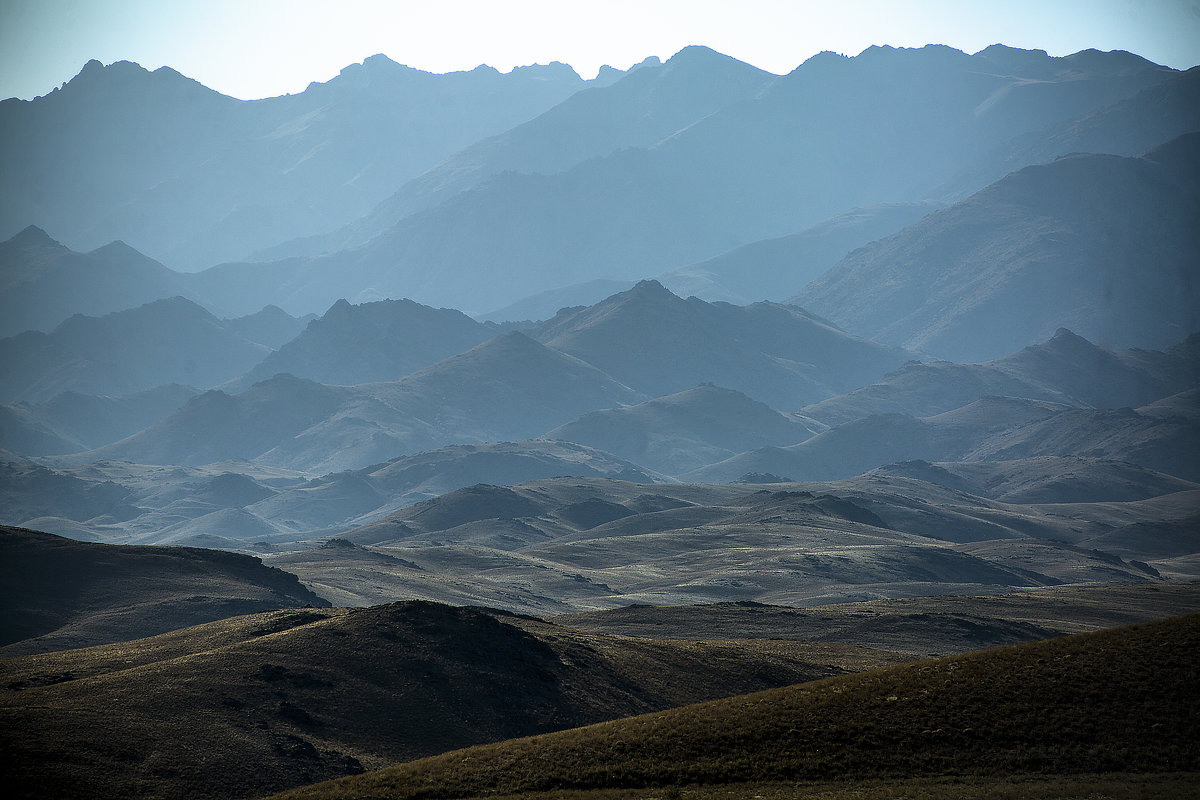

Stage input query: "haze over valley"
[{"left": 2, "top": 23, "right": 1198, "bottom": 800}]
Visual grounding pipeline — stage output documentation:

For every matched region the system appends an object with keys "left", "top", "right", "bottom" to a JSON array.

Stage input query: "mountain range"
[
  {"left": 0, "top": 55, "right": 624, "bottom": 269},
  {"left": 2, "top": 321, "right": 1194, "bottom": 555},
  {"left": 795, "top": 133, "right": 1200, "bottom": 360},
  {"left": 0, "top": 296, "right": 270, "bottom": 403},
  {"left": 147, "top": 44, "right": 1193, "bottom": 318},
  {"left": 2, "top": 38, "right": 1199, "bottom": 800}
]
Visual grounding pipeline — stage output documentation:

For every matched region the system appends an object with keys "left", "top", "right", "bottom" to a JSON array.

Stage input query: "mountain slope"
[
  {"left": 280, "top": 471, "right": 1178, "bottom": 612},
  {"left": 691, "top": 394, "right": 1200, "bottom": 483},
  {"left": 88, "top": 333, "right": 644, "bottom": 473},
  {"left": 545, "top": 384, "right": 821, "bottom": 475},
  {"left": 242, "top": 439, "right": 666, "bottom": 535},
  {"left": 0, "top": 55, "right": 597, "bottom": 268},
  {"left": 264, "top": 614, "right": 1200, "bottom": 799},
  {"left": 2, "top": 383, "right": 198, "bottom": 455},
  {"left": 656, "top": 201, "right": 939, "bottom": 303},
  {"left": 81, "top": 373, "right": 351, "bottom": 467},
  {"left": 0, "top": 296, "right": 269, "bottom": 403},
  {"left": 530, "top": 280, "right": 908, "bottom": 409},
  {"left": 802, "top": 329, "right": 1200, "bottom": 427},
  {"left": 0, "top": 526, "right": 328, "bottom": 655},
  {"left": 794, "top": 134, "right": 1200, "bottom": 361},
  {"left": 0, "top": 226, "right": 202, "bottom": 337},
  {"left": 186, "top": 45, "right": 1182, "bottom": 316},
  {"left": 265, "top": 46, "right": 772, "bottom": 259},
  {"left": 227, "top": 297, "right": 496, "bottom": 390},
  {"left": 0, "top": 600, "right": 906, "bottom": 800}
]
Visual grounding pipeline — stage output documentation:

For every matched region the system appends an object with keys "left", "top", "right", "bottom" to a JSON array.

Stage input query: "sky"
[{"left": 2, "top": 0, "right": 1199, "bottom": 101}]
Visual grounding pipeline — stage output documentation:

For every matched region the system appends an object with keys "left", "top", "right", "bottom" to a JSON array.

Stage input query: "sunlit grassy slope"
[{"left": 268, "top": 614, "right": 1200, "bottom": 799}]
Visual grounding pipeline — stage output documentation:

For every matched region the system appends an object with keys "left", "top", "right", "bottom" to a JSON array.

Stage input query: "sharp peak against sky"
[{"left": 2, "top": 0, "right": 1199, "bottom": 102}]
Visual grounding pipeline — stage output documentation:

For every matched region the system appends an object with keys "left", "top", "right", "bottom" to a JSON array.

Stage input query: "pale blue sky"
[{"left": 2, "top": 0, "right": 1199, "bottom": 101}]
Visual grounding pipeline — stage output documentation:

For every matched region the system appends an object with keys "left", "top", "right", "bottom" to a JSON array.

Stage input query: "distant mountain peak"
[
  {"left": 86, "top": 239, "right": 152, "bottom": 262},
  {"left": 975, "top": 43, "right": 1050, "bottom": 59},
  {"left": 624, "top": 279, "right": 679, "bottom": 300},
  {"left": 325, "top": 298, "right": 354, "bottom": 316},
  {"left": 6, "top": 225, "right": 62, "bottom": 249},
  {"left": 1011, "top": 328, "right": 1106, "bottom": 359},
  {"left": 362, "top": 53, "right": 399, "bottom": 69},
  {"left": 665, "top": 45, "right": 730, "bottom": 66},
  {"left": 1050, "top": 327, "right": 1089, "bottom": 342},
  {"left": 56, "top": 57, "right": 219, "bottom": 100}
]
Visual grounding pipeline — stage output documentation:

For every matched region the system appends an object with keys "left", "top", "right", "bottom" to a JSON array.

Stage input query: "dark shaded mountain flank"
[
  {"left": 0, "top": 227, "right": 202, "bottom": 337},
  {"left": 0, "top": 526, "right": 327, "bottom": 655},
  {"left": 183, "top": 45, "right": 1182, "bottom": 317},
  {"left": 0, "top": 600, "right": 905, "bottom": 800},
  {"left": 263, "top": 614, "right": 1200, "bottom": 800},
  {"left": 227, "top": 297, "right": 496, "bottom": 390},
  {"left": 802, "top": 329, "right": 1200, "bottom": 427},
  {"left": 0, "top": 296, "right": 269, "bottom": 403},
  {"left": 530, "top": 280, "right": 908, "bottom": 409},
  {"left": 0, "top": 55, "right": 601, "bottom": 269},
  {"left": 545, "top": 384, "right": 821, "bottom": 475},
  {"left": 795, "top": 134, "right": 1200, "bottom": 362}
]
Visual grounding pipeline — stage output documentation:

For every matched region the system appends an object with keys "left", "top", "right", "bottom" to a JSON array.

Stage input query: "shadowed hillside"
[
  {"left": 264, "top": 614, "right": 1200, "bottom": 799},
  {"left": 0, "top": 601, "right": 907, "bottom": 800},
  {"left": 0, "top": 526, "right": 328, "bottom": 655}
]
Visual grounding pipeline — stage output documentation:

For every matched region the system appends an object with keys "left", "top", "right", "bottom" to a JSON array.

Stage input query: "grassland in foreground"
[{"left": 266, "top": 614, "right": 1200, "bottom": 799}]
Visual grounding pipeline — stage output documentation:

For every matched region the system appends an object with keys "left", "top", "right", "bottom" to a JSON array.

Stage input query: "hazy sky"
[{"left": 3, "top": 0, "right": 1199, "bottom": 101}]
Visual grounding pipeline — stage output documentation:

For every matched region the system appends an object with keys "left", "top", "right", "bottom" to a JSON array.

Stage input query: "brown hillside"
[
  {"left": 0, "top": 525, "right": 328, "bottom": 655},
  {"left": 267, "top": 613, "right": 1200, "bottom": 799},
  {"left": 0, "top": 601, "right": 906, "bottom": 800}
]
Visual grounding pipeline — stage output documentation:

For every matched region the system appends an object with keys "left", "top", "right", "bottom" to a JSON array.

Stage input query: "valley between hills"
[{"left": 1, "top": 39, "right": 1198, "bottom": 800}]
